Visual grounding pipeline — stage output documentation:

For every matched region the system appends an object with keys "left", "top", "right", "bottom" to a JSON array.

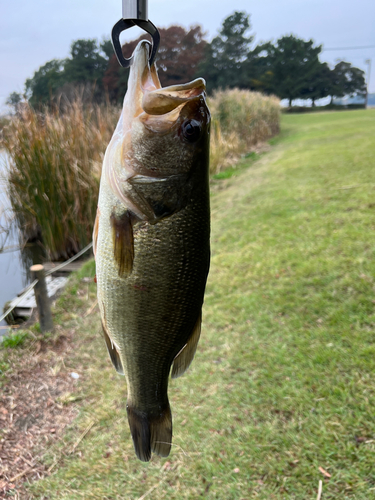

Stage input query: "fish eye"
[{"left": 181, "top": 119, "right": 201, "bottom": 143}]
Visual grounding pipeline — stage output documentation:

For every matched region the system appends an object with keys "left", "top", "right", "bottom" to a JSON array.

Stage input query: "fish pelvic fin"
[
  {"left": 171, "top": 311, "right": 202, "bottom": 379},
  {"left": 110, "top": 210, "right": 136, "bottom": 277},
  {"left": 102, "top": 321, "right": 124, "bottom": 375},
  {"left": 127, "top": 403, "right": 172, "bottom": 462}
]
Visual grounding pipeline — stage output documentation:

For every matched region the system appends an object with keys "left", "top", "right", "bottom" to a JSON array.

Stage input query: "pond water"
[
  {"left": 0, "top": 151, "right": 92, "bottom": 333},
  {"left": 0, "top": 152, "right": 43, "bottom": 330}
]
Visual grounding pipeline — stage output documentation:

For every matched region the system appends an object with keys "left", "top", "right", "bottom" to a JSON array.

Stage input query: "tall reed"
[
  {"left": 1, "top": 100, "right": 119, "bottom": 260},
  {"left": 209, "top": 89, "right": 280, "bottom": 173},
  {"left": 0, "top": 89, "right": 280, "bottom": 260}
]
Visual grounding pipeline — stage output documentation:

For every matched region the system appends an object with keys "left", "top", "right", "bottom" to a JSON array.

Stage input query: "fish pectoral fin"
[
  {"left": 110, "top": 210, "right": 136, "bottom": 277},
  {"left": 92, "top": 208, "right": 100, "bottom": 258},
  {"left": 171, "top": 311, "right": 202, "bottom": 379},
  {"left": 127, "top": 403, "right": 172, "bottom": 462},
  {"left": 129, "top": 174, "right": 189, "bottom": 222},
  {"left": 102, "top": 322, "right": 124, "bottom": 375}
]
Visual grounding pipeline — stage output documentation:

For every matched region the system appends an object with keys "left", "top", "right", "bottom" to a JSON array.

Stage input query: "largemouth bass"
[{"left": 93, "top": 40, "right": 211, "bottom": 462}]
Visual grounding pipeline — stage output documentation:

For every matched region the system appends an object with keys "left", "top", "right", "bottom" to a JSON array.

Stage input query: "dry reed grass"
[
  {"left": 209, "top": 89, "right": 280, "bottom": 173},
  {"left": 0, "top": 89, "right": 280, "bottom": 259},
  {"left": 1, "top": 100, "right": 119, "bottom": 260}
]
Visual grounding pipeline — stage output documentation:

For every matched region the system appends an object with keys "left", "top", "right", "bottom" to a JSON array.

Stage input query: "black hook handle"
[{"left": 111, "top": 18, "right": 161, "bottom": 68}]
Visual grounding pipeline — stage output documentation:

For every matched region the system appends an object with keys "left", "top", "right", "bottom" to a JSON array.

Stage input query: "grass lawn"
[{"left": 12, "top": 109, "right": 375, "bottom": 498}]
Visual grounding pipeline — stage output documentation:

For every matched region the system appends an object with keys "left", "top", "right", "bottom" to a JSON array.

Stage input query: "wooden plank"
[
  {"left": 10, "top": 277, "right": 68, "bottom": 318},
  {"left": 43, "top": 262, "right": 83, "bottom": 273}
]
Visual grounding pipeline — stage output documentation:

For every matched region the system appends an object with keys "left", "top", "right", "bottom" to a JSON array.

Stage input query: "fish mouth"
[
  {"left": 123, "top": 40, "right": 206, "bottom": 129},
  {"left": 105, "top": 40, "right": 210, "bottom": 222}
]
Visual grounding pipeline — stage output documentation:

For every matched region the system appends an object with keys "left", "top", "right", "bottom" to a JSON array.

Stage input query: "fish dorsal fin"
[
  {"left": 171, "top": 311, "right": 202, "bottom": 379},
  {"left": 102, "top": 322, "right": 124, "bottom": 375}
]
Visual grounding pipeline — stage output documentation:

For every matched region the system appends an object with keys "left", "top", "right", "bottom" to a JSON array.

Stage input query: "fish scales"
[
  {"left": 97, "top": 178, "right": 210, "bottom": 399},
  {"left": 94, "top": 40, "right": 210, "bottom": 461}
]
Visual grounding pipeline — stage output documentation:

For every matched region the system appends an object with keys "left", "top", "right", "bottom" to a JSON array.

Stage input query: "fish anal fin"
[
  {"left": 127, "top": 403, "right": 172, "bottom": 462},
  {"left": 110, "top": 210, "right": 135, "bottom": 277},
  {"left": 171, "top": 311, "right": 202, "bottom": 379},
  {"left": 102, "top": 321, "right": 124, "bottom": 375}
]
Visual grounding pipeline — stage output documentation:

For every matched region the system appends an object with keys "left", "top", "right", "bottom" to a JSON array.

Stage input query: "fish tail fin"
[
  {"left": 150, "top": 403, "right": 172, "bottom": 458},
  {"left": 127, "top": 403, "right": 172, "bottom": 462}
]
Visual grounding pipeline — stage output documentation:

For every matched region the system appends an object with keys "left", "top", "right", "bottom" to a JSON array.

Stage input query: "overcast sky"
[{"left": 1, "top": 0, "right": 374, "bottom": 112}]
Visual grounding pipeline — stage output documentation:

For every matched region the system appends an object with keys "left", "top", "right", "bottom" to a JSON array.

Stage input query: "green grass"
[
  {"left": 212, "top": 152, "right": 260, "bottom": 181},
  {"left": 22, "top": 109, "right": 375, "bottom": 499},
  {"left": 0, "top": 331, "right": 29, "bottom": 348}
]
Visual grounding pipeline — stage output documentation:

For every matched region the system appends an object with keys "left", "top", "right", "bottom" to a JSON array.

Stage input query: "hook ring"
[{"left": 111, "top": 19, "right": 160, "bottom": 68}]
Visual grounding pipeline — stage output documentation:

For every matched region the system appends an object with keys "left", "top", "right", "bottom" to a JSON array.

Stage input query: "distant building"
[
  {"left": 367, "top": 93, "right": 375, "bottom": 107},
  {"left": 332, "top": 95, "right": 366, "bottom": 106},
  {"left": 333, "top": 93, "right": 375, "bottom": 108},
  {"left": 280, "top": 93, "right": 374, "bottom": 109}
]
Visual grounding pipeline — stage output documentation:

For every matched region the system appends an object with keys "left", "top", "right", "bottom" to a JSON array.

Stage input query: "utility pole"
[{"left": 365, "top": 58, "right": 372, "bottom": 109}]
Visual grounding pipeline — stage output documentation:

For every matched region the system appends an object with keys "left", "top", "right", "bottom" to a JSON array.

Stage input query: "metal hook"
[{"left": 111, "top": 18, "right": 160, "bottom": 68}]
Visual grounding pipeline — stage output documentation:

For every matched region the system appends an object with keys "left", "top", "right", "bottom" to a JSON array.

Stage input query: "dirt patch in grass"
[{"left": 0, "top": 328, "right": 80, "bottom": 498}]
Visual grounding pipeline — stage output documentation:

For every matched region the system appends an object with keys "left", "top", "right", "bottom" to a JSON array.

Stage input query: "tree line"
[{"left": 7, "top": 11, "right": 366, "bottom": 110}]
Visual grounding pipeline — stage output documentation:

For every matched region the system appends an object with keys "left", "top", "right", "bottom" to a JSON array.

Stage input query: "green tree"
[
  {"left": 299, "top": 62, "right": 332, "bottom": 106},
  {"left": 241, "top": 42, "right": 275, "bottom": 92},
  {"left": 25, "top": 59, "right": 65, "bottom": 107},
  {"left": 198, "top": 11, "right": 254, "bottom": 91},
  {"left": 63, "top": 39, "right": 109, "bottom": 85},
  {"left": 6, "top": 92, "right": 23, "bottom": 113},
  {"left": 257, "top": 35, "right": 322, "bottom": 106},
  {"left": 100, "top": 38, "right": 114, "bottom": 60},
  {"left": 329, "top": 61, "right": 366, "bottom": 103},
  {"left": 24, "top": 38, "right": 112, "bottom": 107}
]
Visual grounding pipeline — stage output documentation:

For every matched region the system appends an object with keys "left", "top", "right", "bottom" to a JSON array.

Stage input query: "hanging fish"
[{"left": 93, "top": 40, "right": 211, "bottom": 461}]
